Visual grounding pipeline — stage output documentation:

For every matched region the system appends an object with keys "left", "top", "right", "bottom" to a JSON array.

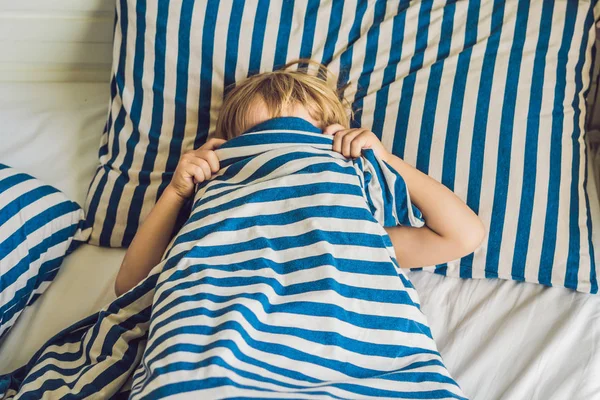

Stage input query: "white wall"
[{"left": 0, "top": 0, "right": 113, "bottom": 82}]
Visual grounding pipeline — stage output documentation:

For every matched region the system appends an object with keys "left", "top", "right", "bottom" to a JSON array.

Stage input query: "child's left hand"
[{"left": 323, "top": 124, "right": 389, "bottom": 161}]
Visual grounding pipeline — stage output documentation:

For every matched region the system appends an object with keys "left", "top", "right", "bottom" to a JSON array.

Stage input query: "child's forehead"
[
  {"left": 243, "top": 96, "right": 271, "bottom": 125},
  {"left": 243, "top": 97, "right": 321, "bottom": 132}
]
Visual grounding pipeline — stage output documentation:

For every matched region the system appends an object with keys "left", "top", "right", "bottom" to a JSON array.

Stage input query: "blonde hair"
[{"left": 214, "top": 60, "right": 352, "bottom": 140}]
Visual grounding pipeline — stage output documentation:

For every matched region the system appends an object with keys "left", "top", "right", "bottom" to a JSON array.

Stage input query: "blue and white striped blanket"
[{"left": 1, "top": 117, "right": 466, "bottom": 399}]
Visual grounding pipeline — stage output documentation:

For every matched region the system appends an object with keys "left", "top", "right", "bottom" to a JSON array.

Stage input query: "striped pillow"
[
  {"left": 0, "top": 164, "right": 90, "bottom": 338},
  {"left": 87, "top": 0, "right": 599, "bottom": 292}
]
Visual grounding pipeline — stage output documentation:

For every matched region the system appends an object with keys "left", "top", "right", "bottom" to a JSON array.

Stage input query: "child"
[{"left": 115, "top": 61, "right": 485, "bottom": 297}]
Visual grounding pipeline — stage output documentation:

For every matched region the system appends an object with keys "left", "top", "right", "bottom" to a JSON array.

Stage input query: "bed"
[
  {"left": 3, "top": 0, "right": 600, "bottom": 397},
  {"left": 1, "top": 82, "right": 599, "bottom": 399}
]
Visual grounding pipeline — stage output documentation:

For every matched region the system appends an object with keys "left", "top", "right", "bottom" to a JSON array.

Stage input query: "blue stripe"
[
  {"left": 485, "top": 0, "right": 529, "bottom": 278},
  {"left": 150, "top": 305, "right": 434, "bottom": 361},
  {"left": 184, "top": 182, "right": 364, "bottom": 228},
  {"left": 153, "top": 276, "right": 419, "bottom": 319},
  {"left": 95, "top": 0, "right": 132, "bottom": 246},
  {"left": 195, "top": 0, "right": 219, "bottom": 148},
  {"left": 0, "top": 224, "right": 75, "bottom": 305},
  {"left": 167, "top": 252, "right": 399, "bottom": 280},
  {"left": 0, "top": 202, "right": 79, "bottom": 260},
  {"left": 243, "top": 116, "right": 323, "bottom": 134},
  {"left": 55, "top": 278, "right": 154, "bottom": 374},
  {"left": 321, "top": 0, "right": 344, "bottom": 65},
  {"left": 80, "top": 299, "right": 153, "bottom": 377},
  {"left": 181, "top": 203, "right": 377, "bottom": 246},
  {"left": 337, "top": 0, "right": 368, "bottom": 102},
  {"left": 83, "top": 0, "right": 129, "bottom": 245},
  {"left": 382, "top": 158, "right": 423, "bottom": 226},
  {"left": 372, "top": 1, "right": 409, "bottom": 137},
  {"left": 139, "top": 373, "right": 464, "bottom": 400},
  {"left": 224, "top": 0, "right": 244, "bottom": 89},
  {"left": 511, "top": 1, "right": 554, "bottom": 280},
  {"left": 221, "top": 132, "right": 330, "bottom": 153},
  {"left": 156, "top": 1, "right": 194, "bottom": 205},
  {"left": 539, "top": 1, "right": 577, "bottom": 286},
  {"left": 145, "top": 320, "right": 432, "bottom": 380},
  {"left": 131, "top": 346, "right": 451, "bottom": 394},
  {"left": 58, "top": 335, "right": 144, "bottom": 400},
  {"left": 98, "top": 11, "right": 119, "bottom": 159},
  {"left": 120, "top": 0, "right": 169, "bottom": 246},
  {"left": 353, "top": 0, "right": 387, "bottom": 127},
  {"left": 364, "top": 151, "right": 397, "bottom": 226},
  {"left": 298, "top": 0, "right": 319, "bottom": 61},
  {"left": 416, "top": 0, "right": 456, "bottom": 173},
  {"left": 213, "top": 151, "right": 345, "bottom": 189},
  {"left": 122, "top": 0, "right": 171, "bottom": 246},
  {"left": 22, "top": 286, "right": 152, "bottom": 370},
  {"left": 25, "top": 307, "right": 150, "bottom": 387},
  {"left": 101, "top": 0, "right": 147, "bottom": 246},
  {"left": 273, "top": 0, "right": 295, "bottom": 69},
  {"left": 0, "top": 311, "right": 97, "bottom": 383},
  {"left": 247, "top": 0, "right": 269, "bottom": 74},
  {"left": 133, "top": 355, "right": 345, "bottom": 399},
  {"left": 459, "top": 0, "right": 505, "bottom": 276},
  {"left": 440, "top": 0, "right": 480, "bottom": 193},
  {"left": 0, "top": 173, "right": 35, "bottom": 196},
  {"left": 440, "top": 0, "right": 480, "bottom": 278},
  {"left": 139, "top": 355, "right": 455, "bottom": 395},
  {"left": 85, "top": 167, "right": 109, "bottom": 246},
  {"left": 170, "top": 230, "right": 391, "bottom": 265},
  {"left": 392, "top": 0, "right": 434, "bottom": 157},
  {"left": 199, "top": 160, "right": 357, "bottom": 206},
  {"left": 98, "top": 76, "right": 117, "bottom": 158},
  {"left": 565, "top": 3, "right": 594, "bottom": 291},
  {"left": 144, "top": 354, "right": 338, "bottom": 394},
  {"left": 0, "top": 186, "right": 56, "bottom": 224}
]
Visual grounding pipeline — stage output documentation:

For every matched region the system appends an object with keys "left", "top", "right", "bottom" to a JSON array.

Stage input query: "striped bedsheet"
[{"left": 1, "top": 117, "right": 465, "bottom": 399}]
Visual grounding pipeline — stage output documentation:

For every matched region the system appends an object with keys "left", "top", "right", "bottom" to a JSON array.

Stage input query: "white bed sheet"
[{"left": 0, "top": 82, "right": 599, "bottom": 400}]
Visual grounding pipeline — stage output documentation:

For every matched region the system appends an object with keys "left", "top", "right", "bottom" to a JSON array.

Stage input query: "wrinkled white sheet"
[
  {"left": 0, "top": 82, "right": 599, "bottom": 400},
  {"left": 408, "top": 271, "right": 600, "bottom": 400}
]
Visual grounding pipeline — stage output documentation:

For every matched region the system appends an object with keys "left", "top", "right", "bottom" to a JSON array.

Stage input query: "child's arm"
[
  {"left": 114, "top": 138, "right": 225, "bottom": 296},
  {"left": 324, "top": 125, "right": 485, "bottom": 268},
  {"left": 379, "top": 154, "right": 485, "bottom": 268}
]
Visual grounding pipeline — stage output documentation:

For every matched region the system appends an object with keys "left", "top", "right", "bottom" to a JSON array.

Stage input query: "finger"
[
  {"left": 332, "top": 129, "right": 351, "bottom": 154},
  {"left": 323, "top": 124, "right": 346, "bottom": 136},
  {"left": 198, "top": 159, "right": 212, "bottom": 180},
  {"left": 201, "top": 138, "right": 227, "bottom": 151},
  {"left": 341, "top": 129, "right": 363, "bottom": 158},
  {"left": 180, "top": 151, "right": 195, "bottom": 164},
  {"left": 202, "top": 150, "right": 221, "bottom": 173},
  {"left": 189, "top": 165, "right": 205, "bottom": 184},
  {"left": 350, "top": 134, "right": 369, "bottom": 158},
  {"left": 186, "top": 154, "right": 218, "bottom": 177},
  {"left": 190, "top": 148, "right": 220, "bottom": 173}
]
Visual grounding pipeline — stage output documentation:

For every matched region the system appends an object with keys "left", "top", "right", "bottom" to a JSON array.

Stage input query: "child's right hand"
[{"left": 167, "top": 138, "right": 226, "bottom": 200}]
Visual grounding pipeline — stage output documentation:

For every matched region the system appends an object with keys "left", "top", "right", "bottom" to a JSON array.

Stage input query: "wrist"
[
  {"left": 163, "top": 184, "right": 189, "bottom": 205},
  {"left": 379, "top": 148, "right": 393, "bottom": 163}
]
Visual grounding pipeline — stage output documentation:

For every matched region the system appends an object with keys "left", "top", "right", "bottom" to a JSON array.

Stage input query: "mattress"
[{"left": 0, "top": 82, "right": 599, "bottom": 400}]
